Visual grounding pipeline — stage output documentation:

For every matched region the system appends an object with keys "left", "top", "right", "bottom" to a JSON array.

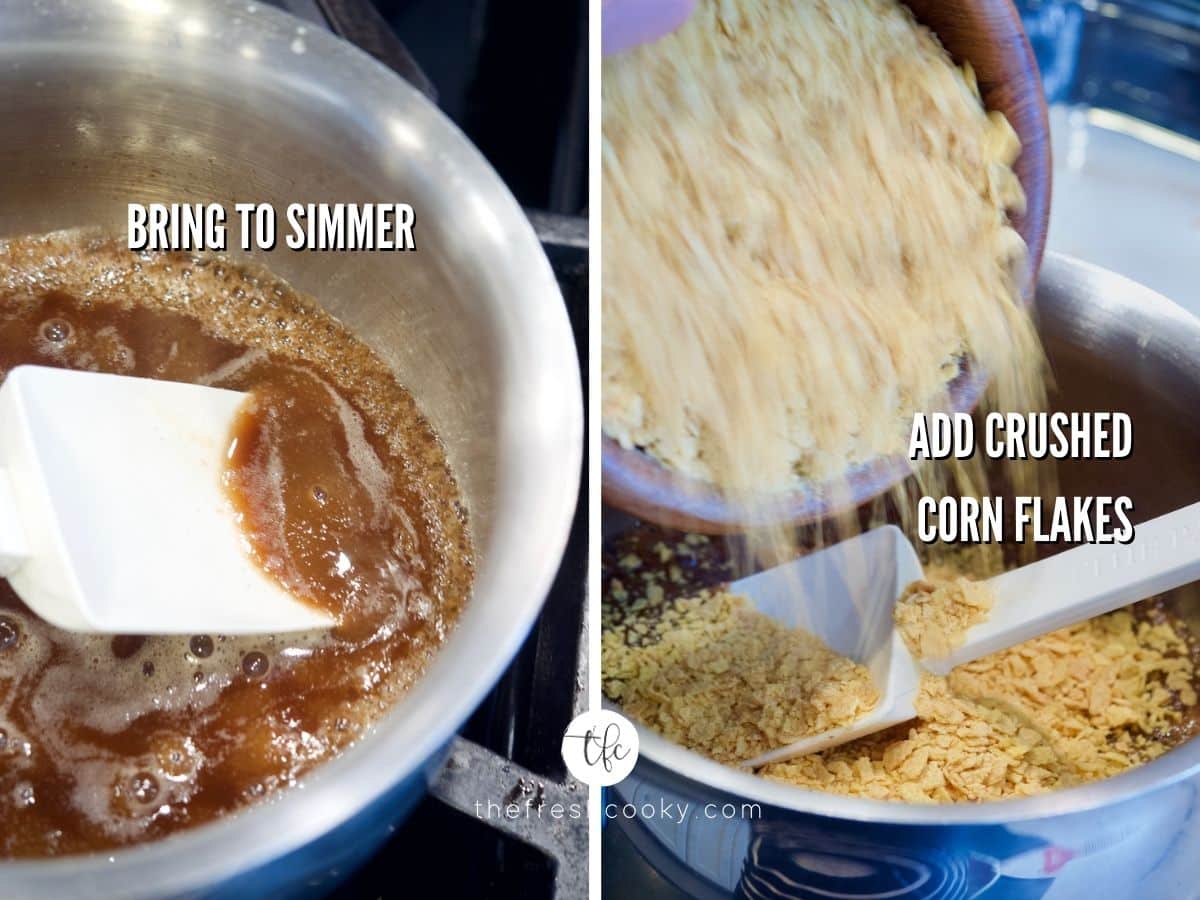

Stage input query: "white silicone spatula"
[
  {"left": 738, "top": 503, "right": 1200, "bottom": 767},
  {"left": 0, "top": 364, "right": 334, "bottom": 634}
]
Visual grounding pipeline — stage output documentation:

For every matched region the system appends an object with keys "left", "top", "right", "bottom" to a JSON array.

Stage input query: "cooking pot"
[
  {"left": 0, "top": 0, "right": 582, "bottom": 896},
  {"left": 606, "top": 254, "right": 1200, "bottom": 899}
]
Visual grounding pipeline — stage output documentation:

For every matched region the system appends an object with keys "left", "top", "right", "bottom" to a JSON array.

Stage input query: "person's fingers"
[{"left": 602, "top": 0, "right": 696, "bottom": 55}]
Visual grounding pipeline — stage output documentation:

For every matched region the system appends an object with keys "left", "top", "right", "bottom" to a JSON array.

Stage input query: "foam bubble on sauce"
[
  {"left": 31, "top": 317, "right": 138, "bottom": 375},
  {"left": 39, "top": 318, "right": 71, "bottom": 345}
]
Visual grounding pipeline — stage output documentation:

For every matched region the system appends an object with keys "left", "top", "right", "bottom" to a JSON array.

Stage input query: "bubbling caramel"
[{"left": 0, "top": 230, "right": 473, "bottom": 857}]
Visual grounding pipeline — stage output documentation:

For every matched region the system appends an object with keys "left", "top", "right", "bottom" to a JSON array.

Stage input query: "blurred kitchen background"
[{"left": 1016, "top": 0, "right": 1200, "bottom": 312}]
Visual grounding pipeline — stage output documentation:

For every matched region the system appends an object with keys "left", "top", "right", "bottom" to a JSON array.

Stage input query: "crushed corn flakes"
[
  {"left": 762, "top": 609, "right": 1196, "bottom": 802},
  {"left": 602, "top": 529, "right": 1199, "bottom": 803},
  {"left": 603, "top": 591, "right": 878, "bottom": 764},
  {"left": 894, "top": 569, "right": 994, "bottom": 660}
]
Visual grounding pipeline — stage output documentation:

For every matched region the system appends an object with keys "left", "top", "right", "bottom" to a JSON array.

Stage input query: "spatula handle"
[
  {"left": 0, "top": 467, "right": 28, "bottom": 577},
  {"left": 925, "top": 500, "right": 1200, "bottom": 674}
]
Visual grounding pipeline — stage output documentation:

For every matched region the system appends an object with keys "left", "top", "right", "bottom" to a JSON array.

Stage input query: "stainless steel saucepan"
[
  {"left": 606, "top": 254, "right": 1200, "bottom": 900},
  {"left": 0, "top": 0, "right": 582, "bottom": 896}
]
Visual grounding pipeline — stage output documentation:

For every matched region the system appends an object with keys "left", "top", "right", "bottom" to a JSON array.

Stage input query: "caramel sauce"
[
  {"left": 222, "top": 367, "right": 431, "bottom": 632},
  {"left": 0, "top": 231, "right": 473, "bottom": 856}
]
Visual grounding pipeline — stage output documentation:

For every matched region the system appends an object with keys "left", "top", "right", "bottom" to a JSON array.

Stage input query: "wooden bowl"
[{"left": 601, "top": 0, "right": 1052, "bottom": 533}]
